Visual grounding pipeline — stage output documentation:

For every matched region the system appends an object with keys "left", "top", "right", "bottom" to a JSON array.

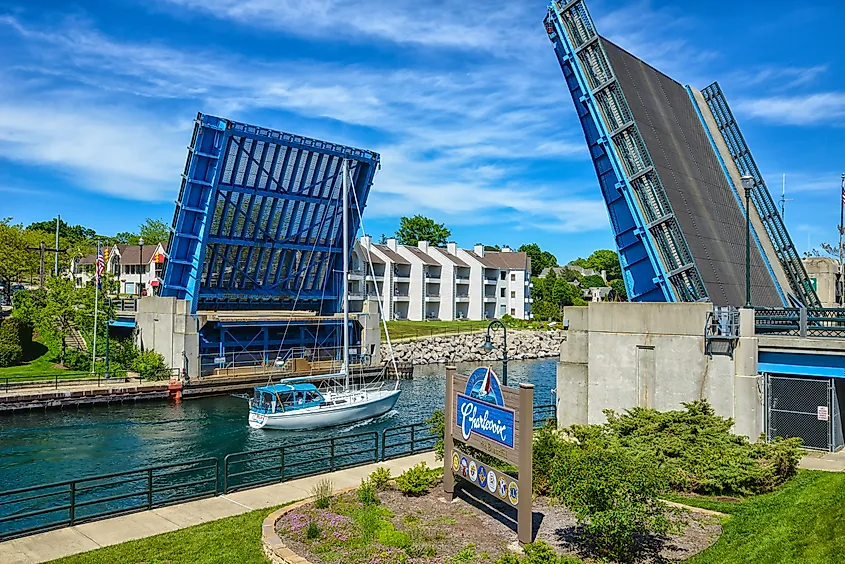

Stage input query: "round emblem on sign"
[
  {"left": 508, "top": 481, "right": 519, "bottom": 505},
  {"left": 460, "top": 457, "right": 468, "bottom": 477},
  {"left": 468, "top": 460, "right": 478, "bottom": 483},
  {"left": 487, "top": 470, "right": 498, "bottom": 494},
  {"left": 498, "top": 476, "right": 508, "bottom": 498},
  {"left": 478, "top": 466, "right": 487, "bottom": 488},
  {"left": 452, "top": 452, "right": 460, "bottom": 473}
]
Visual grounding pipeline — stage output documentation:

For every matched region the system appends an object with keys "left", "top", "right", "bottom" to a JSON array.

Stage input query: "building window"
[
  {"left": 500, "top": 271, "right": 506, "bottom": 280},
  {"left": 511, "top": 273, "right": 515, "bottom": 282},
  {"left": 500, "top": 288, "right": 505, "bottom": 298},
  {"left": 510, "top": 291, "right": 515, "bottom": 298},
  {"left": 510, "top": 308, "right": 515, "bottom": 315},
  {"left": 125, "top": 282, "right": 135, "bottom": 294}
]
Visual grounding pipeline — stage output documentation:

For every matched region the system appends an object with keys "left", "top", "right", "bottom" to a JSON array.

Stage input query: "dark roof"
[
  {"left": 361, "top": 247, "right": 385, "bottom": 264},
  {"left": 485, "top": 251, "right": 529, "bottom": 271},
  {"left": 431, "top": 248, "right": 469, "bottom": 267},
  {"left": 116, "top": 243, "right": 166, "bottom": 265},
  {"left": 463, "top": 250, "right": 497, "bottom": 268},
  {"left": 373, "top": 245, "right": 410, "bottom": 264},
  {"left": 403, "top": 246, "right": 439, "bottom": 266},
  {"left": 77, "top": 254, "right": 98, "bottom": 265}
]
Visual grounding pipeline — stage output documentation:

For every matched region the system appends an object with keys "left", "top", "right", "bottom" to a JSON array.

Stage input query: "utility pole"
[
  {"left": 839, "top": 173, "right": 844, "bottom": 305},
  {"left": 779, "top": 174, "right": 791, "bottom": 219},
  {"left": 54, "top": 215, "right": 60, "bottom": 276},
  {"left": 25, "top": 241, "right": 65, "bottom": 289}
]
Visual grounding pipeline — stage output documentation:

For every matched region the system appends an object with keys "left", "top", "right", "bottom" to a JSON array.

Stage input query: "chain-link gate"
[{"left": 765, "top": 374, "right": 836, "bottom": 451}]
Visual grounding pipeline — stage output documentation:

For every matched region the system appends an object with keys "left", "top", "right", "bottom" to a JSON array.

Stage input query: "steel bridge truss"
[
  {"left": 546, "top": 0, "right": 708, "bottom": 303},
  {"left": 162, "top": 113, "right": 380, "bottom": 313},
  {"left": 701, "top": 83, "right": 821, "bottom": 308}
]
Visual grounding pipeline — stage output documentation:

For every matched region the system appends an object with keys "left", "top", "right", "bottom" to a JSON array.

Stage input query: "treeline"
[{"left": 0, "top": 217, "right": 169, "bottom": 289}]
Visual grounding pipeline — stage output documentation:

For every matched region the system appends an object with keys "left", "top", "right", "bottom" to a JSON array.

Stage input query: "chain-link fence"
[{"left": 765, "top": 374, "right": 840, "bottom": 451}]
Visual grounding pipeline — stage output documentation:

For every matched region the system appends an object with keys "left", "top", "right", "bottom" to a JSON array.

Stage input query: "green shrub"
[
  {"left": 305, "top": 521, "right": 321, "bottom": 540},
  {"left": 312, "top": 479, "right": 332, "bottom": 509},
  {"left": 550, "top": 442, "right": 674, "bottom": 563},
  {"left": 11, "top": 289, "right": 46, "bottom": 325},
  {"left": 357, "top": 478, "right": 379, "bottom": 506},
  {"left": 368, "top": 467, "right": 392, "bottom": 490},
  {"left": 110, "top": 338, "right": 139, "bottom": 370},
  {"left": 494, "top": 541, "right": 582, "bottom": 563},
  {"left": 0, "top": 317, "right": 32, "bottom": 350},
  {"left": 426, "top": 409, "right": 445, "bottom": 460},
  {"left": 603, "top": 400, "right": 802, "bottom": 495},
  {"left": 453, "top": 544, "right": 477, "bottom": 563},
  {"left": 533, "top": 421, "right": 577, "bottom": 496},
  {"left": 62, "top": 348, "right": 91, "bottom": 371},
  {"left": 396, "top": 462, "right": 440, "bottom": 497},
  {"left": 0, "top": 344, "right": 23, "bottom": 367},
  {"left": 132, "top": 350, "right": 168, "bottom": 379}
]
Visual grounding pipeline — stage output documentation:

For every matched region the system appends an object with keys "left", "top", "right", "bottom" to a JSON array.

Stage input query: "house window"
[
  {"left": 125, "top": 282, "right": 135, "bottom": 294},
  {"left": 510, "top": 291, "right": 516, "bottom": 298},
  {"left": 500, "top": 288, "right": 505, "bottom": 298},
  {"left": 500, "top": 271, "right": 506, "bottom": 280},
  {"left": 511, "top": 273, "right": 515, "bottom": 282},
  {"left": 510, "top": 308, "right": 515, "bottom": 316}
]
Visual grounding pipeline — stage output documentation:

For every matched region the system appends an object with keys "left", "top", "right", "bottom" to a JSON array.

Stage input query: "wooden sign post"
[{"left": 444, "top": 365, "right": 533, "bottom": 544}]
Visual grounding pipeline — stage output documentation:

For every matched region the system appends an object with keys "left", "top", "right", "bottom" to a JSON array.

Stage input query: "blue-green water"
[{"left": 0, "top": 359, "right": 555, "bottom": 491}]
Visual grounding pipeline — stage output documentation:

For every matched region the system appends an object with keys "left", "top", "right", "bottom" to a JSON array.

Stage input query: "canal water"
[{"left": 0, "top": 359, "right": 555, "bottom": 492}]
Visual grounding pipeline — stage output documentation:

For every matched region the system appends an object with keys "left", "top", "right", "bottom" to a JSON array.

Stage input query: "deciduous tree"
[{"left": 394, "top": 215, "right": 451, "bottom": 246}]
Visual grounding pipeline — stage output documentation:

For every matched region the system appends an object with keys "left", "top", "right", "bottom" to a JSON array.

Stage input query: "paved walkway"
[
  {"left": 799, "top": 450, "right": 845, "bottom": 472},
  {"left": 0, "top": 452, "right": 437, "bottom": 564}
]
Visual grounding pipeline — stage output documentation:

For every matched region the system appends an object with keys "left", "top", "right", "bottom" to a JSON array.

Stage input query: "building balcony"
[
  {"left": 455, "top": 294, "right": 470, "bottom": 302},
  {"left": 483, "top": 296, "right": 497, "bottom": 302},
  {"left": 484, "top": 278, "right": 497, "bottom": 285},
  {"left": 392, "top": 293, "right": 410, "bottom": 301},
  {"left": 425, "top": 273, "right": 441, "bottom": 280},
  {"left": 425, "top": 294, "right": 441, "bottom": 301},
  {"left": 525, "top": 297, "right": 534, "bottom": 303},
  {"left": 348, "top": 292, "right": 365, "bottom": 301},
  {"left": 393, "top": 274, "right": 411, "bottom": 282},
  {"left": 366, "top": 272, "right": 384, "bottom": 281},
  {"left": 348, "top": 269, "right": 366, "bottom": 280},
  {"left": 455, "top": 277, "right": 470, "bottom": 284}
]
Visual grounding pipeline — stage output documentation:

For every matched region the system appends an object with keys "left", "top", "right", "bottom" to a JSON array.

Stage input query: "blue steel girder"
[
  {"left": 163, "top": 113, "right": 378, "bottom": 313},
  {"left": 546, "top": 0, "right": 709, "bottom": 303}
]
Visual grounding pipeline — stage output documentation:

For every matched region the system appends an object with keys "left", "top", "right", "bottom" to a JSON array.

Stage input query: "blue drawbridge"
[{"left": 545, "top": 0, "right": 819, "bottom": 308}]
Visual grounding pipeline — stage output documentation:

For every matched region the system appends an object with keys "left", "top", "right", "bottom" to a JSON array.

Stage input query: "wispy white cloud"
[
  {"left": 736, "top": 92, "right": 845, "bottom": 125},
  {"left": 729, "top": 65, "right": 828, "bottom": 90},
  {"left": 0, "top": 12, "right": 609, "bottom": 232}
]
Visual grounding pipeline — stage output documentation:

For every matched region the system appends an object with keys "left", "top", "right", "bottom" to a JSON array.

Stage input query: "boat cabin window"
[{"left": 304, "top": 391, "right": 322, "bottom": 403}]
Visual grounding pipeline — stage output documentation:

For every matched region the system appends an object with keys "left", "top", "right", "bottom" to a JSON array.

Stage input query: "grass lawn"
[
  {"left": 384, "top": 320, "right": 490, "bottom": 340},
  {"left": 49, "top": 505, "right": 284, "bottom": 564},
  {"left": 684, "top": 470, "right": 845, "bottom": 564},
  {"left": 0, "top": 338, "right": 72, "bottom": 379}
]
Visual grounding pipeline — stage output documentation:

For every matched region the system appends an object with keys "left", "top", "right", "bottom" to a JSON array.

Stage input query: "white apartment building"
[
  {"left": 71, "top": 242, "right": 168, "bottom": 296},
  {"left": 351, "top": 237, "right": 531, "bottom": 321}
]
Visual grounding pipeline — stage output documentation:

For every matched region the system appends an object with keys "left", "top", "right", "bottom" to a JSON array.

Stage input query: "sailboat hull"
[{"left": 249, "top": 389, "right": 401, "bottom": 430}]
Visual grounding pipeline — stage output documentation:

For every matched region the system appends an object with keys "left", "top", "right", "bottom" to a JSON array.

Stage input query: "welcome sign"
[
  {"left": 455, "top": 367, "right": 515, "bottom": 448},
  {"left": 444, "top": 366, "right": 534, "bottom": 544}
]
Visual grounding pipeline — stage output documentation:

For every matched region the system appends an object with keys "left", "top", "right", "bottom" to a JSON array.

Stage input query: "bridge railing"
[
  {"left": 755, "top": 307, "right": 845, "bottom": 338},
  {"left": 0, "top": 458, "right": 217, "bottom": 541}
]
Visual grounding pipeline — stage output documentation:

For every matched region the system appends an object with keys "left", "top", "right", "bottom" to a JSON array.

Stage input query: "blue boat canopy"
[{"left": 255, "top": 383, "right": 320, "bottom": 394}]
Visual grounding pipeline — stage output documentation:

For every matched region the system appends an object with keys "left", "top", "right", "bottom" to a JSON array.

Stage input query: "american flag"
[{"left": 95, "top": 246, "right": 105, "bottom": 289}]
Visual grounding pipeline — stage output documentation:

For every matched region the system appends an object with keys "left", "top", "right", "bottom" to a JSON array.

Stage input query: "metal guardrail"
[
  {"left": 382, "top": 423, "right": 438, "bottom": 461},
  {"left": 755, "top": 307, "right": 845, "bottom": 338},
  {"left": 1, "top": 369, "right": 177, "bottom": 393},
  {"left": 223, "top": 432, "right": 379, "bottom": 493},
  {"left": 0, "top": 458, "right": 218, "bottom": 541},
  {"left": 0, "top": 405, "right": 559, "bottom": 540},
  {"left": 105, "top": 298, "right": 137, "bottom": 312}
]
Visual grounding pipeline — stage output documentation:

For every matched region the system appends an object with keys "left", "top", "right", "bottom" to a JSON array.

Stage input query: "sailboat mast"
[{"left": 342, "top": 159, "right": 350, "bottom": 389}]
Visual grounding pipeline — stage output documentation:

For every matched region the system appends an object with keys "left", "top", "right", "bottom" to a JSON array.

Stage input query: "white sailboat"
[{"left": 249, "top": 159, "right": 401, "bottom": 430}]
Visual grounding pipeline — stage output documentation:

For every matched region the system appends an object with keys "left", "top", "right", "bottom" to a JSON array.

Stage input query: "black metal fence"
[
  {"left": 0, "top": 404, "right": 558, "bottom": 541},
  {"left": 755, "top": 307, "right": 845, "bottom": 338},
  {"left": 0, "top": 458, "right": 218, "bottom": 541},
  {"left": 1, "top": 369, "right": 176, "bottom": 393}
]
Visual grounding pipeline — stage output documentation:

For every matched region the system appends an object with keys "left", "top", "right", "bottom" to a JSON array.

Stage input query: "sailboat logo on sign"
[{"left": 456, "top": 367, "right": 515, "bottom": 448}]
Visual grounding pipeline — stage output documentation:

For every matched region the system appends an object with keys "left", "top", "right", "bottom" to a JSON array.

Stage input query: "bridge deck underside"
[{"left": 602, "top": 38, "right": 781, "bottom": 307}]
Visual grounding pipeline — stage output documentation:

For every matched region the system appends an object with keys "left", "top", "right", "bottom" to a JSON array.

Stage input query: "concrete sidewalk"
[
  {"left": 799, "top": 450, "right": 845, "bottom": 472},
  {"left": 0, "top": 452, "right": 437, "bottom": 564}
]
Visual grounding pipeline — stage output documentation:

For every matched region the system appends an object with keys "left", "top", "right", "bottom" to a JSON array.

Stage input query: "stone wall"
[{"left": 381, "top": 330, "right": 563, "bottom": 365}]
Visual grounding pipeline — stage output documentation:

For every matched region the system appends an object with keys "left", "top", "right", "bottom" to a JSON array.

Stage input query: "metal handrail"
[
  {"left": 1, "top": 369, "right": 175, "bottom": 393},
  {"left": 382, "top": 423, "right": 437, "bottom": 461},
  {"left": 0, "top": 458, "right": 218, "bottom": 541}
]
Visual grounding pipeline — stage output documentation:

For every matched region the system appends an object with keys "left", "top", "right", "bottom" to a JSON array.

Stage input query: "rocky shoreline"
[{"left": 381, "top": 330, "right": 563, "bottom": 365}]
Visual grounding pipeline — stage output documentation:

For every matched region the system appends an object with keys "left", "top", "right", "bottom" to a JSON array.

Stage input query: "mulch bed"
[{"left": 277, "top": 481, "right": 721, "bottom": 563}]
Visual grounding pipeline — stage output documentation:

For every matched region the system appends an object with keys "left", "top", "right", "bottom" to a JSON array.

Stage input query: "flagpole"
[
  {"left": 839, "top": 174, "right": 844, "bottom": 305},
  {"left": 92, "top": 241, "right": 100, "bottom": 375}
]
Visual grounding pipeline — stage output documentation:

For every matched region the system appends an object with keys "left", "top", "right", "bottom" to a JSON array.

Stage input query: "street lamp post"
[
  {"left": 741, "top": 176, "right": 754, "bottom": 308},
  {"left": 138, "top": 237, "right": 144, "bottom": 299},
  {"left": 479, "top": 319, "right": 508, "bottom": 386}
]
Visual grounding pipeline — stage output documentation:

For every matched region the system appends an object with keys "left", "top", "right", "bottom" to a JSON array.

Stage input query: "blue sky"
[{"left": 0, "top": 0, "right": 843, "bottom": 264}]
